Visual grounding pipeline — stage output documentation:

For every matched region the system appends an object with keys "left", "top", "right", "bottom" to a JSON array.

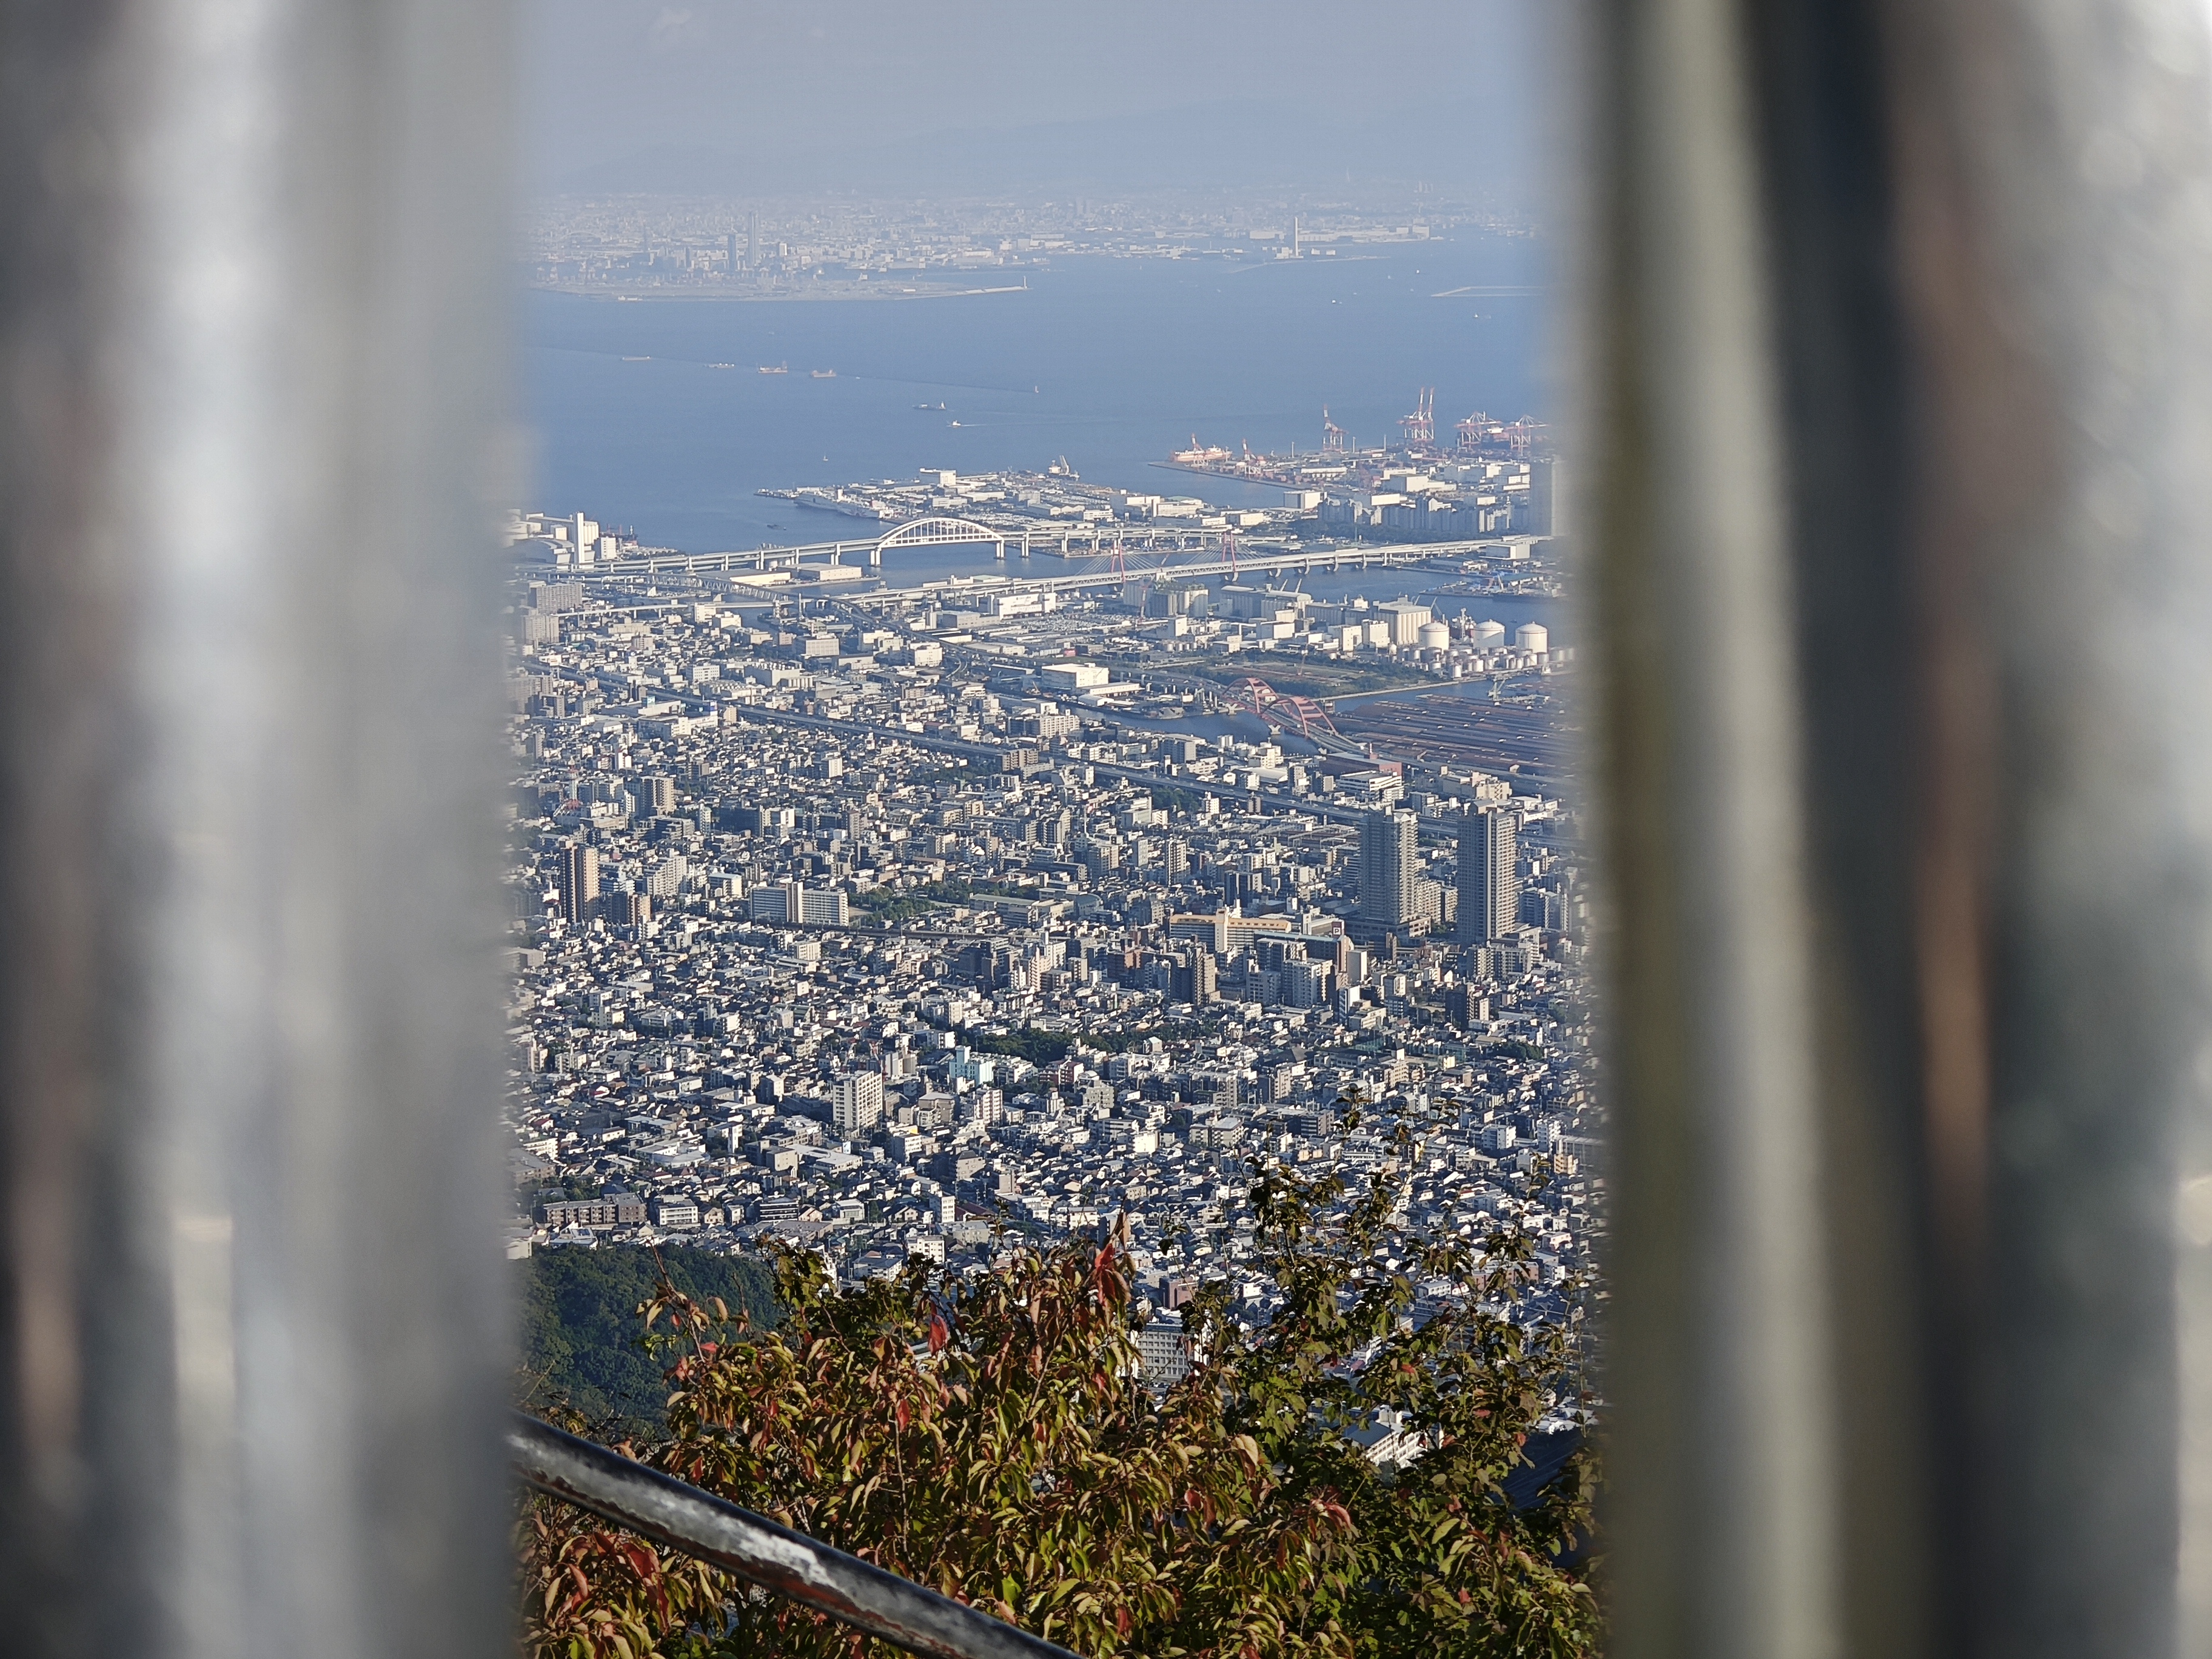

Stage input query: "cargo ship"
[
  {"left": 757, "top": 363, "right": 788, "bottom": 374},
  {"left": 1170, "top": 435, "right": 1234, "bottom": 466}
]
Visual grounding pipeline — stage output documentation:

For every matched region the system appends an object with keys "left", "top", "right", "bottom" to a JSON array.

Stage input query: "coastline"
[{"left": 529, "top": 281, "right": 1033, "bottom": 304}]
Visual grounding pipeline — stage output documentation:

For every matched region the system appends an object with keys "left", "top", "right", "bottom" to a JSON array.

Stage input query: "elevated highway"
[
  {"left": 872, "top": 540, "right": 1490, "bottom": 605},
  {"left": 528, "top": 526, "right": 1503, "bottom": 599}
]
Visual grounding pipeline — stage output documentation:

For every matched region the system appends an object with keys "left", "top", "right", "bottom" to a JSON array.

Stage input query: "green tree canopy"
[
  {"left": 520, "top": 1149, "right": 1597, "bottom": 1659},
  {"left": 517, "top": 1245, "right": 776, "bottom": 1438}
]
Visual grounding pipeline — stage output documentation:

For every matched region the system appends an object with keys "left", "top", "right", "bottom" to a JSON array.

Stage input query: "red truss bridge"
[
  {"left": 1140, "top": 670, "right": 1379, "bottom": 759},
  {"left": 1231, "top": 677, "right": 1368, "bottom": 753}
]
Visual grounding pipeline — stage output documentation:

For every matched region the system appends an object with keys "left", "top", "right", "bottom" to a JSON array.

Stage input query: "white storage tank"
[
  {"left": 1514, "top": 621, "right": 1549, "bottom": 654},
  {"left": 1417, "top": 620, "right": 1452, "bottom": 652},
  {"left": 1473, "top": 618, "right": 1507, "bottom": 652}
]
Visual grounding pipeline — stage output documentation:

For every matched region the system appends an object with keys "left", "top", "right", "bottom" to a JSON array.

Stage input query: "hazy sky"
[{"left": 521, "top": 0, "right": 1544, "bottom": 201}]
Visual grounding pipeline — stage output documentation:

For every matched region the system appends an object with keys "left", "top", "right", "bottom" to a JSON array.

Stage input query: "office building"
[
  {"left": 746, "top": 882, "right": 794, "bottom": 923},
  {"left": 557, "top": 842, "right": 598, "bottom": 926},
  {"left": 1284, "top": 957, "right": 1331, "bottom": 1008},
  {"left": 1171, "top": 950, "right": 1216, "bottom": 1006},
  {"left": 601, "top": 890, "right": 650, "bottom": 928},
  {"left": 651, "top": 1197, "right": 699, "bottom": 1230},
  {"left": 833, "top": 1071, "right": 883, "bottom": 1137},
  {"left": 1138, "top": 1316, "right": 1195, "bottom": 1389},
  {"left": 1521, "top": 886, "right": 1566, "bottom": 931},
  {"left": 1456, "top": 808, "right": 1521, "bottom": 943},
  {"left": 800, "top": 887, "right": 849, "bottom": 926},
  {"left": 743, "top": 880, "right": 846, "bottom": 927},
  {"left": 538, "top": 1195, "right": 646, "bottom": 1229},
  {"left": 1359, "top": 809, "right": 1418, "bottom": 928},
  {"left": 1533, "top": 456, "right": 1566, "bottom": 536}
]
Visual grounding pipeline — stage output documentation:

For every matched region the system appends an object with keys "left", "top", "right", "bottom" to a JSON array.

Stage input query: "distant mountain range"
[{"left": 545, "top": 99, "right": 1537, "bottom": 210}]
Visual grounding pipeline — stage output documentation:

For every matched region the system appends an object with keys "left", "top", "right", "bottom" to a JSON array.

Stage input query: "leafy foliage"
[
  {"left": 516, "top": 1246, "right": 777, "bottom": 1437},
  {"left": 852, "top": 877, "right": 976, "bottom": 922},
  {"left": 1478, "top": 1040, "right": 1548, "bottom": 1064},
  {"left": 1208, "top": 1137, "right": 1598, "bottom": 1658},
  {"left": 853, "top": 877, "right": 1034, "bottom": 930},
  {"left": 518, "top": 1147, "right": 1598, "bottom": 1659},
  {"left": 1148, "top": 785, "right": 1207, "bottom": 820},
  {"left": 958, "top": 1026, "right": 1076, "bottom": 1065}
]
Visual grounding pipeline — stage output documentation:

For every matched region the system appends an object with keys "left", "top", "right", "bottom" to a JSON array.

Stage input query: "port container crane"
[{"left": 1399, "top": 387, "right": 1436, "bottom": 449}]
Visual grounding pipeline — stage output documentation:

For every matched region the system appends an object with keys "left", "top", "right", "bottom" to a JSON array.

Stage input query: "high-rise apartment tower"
[
  {"left": 833, "top": 1071, "right": 883, "bottom": 1137},
  {"left": 1456, "top": 808, "right": 1521, "bottom": 943},
  {"left": 1359, "top": 809, "right": 1419, "bottom": 928},
  {"left": 558, "top": 842, "right": 599, "bottom": 927}
]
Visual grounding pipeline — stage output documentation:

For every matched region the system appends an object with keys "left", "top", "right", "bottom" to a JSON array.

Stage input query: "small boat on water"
[
  {"left": 758, "top": 363, "right": 788, "bottom": 374},
  {"left": 811, "top": 369, "right": 837, "bottom": 378}
]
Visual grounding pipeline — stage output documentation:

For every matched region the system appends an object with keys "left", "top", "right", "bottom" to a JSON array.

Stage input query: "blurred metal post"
[
  {"left": 0, "top": 1, "right": 512, "bottom": 1656},
  {"left": 1585, "top": 0, "right": 2212, "bottom": 1657}
]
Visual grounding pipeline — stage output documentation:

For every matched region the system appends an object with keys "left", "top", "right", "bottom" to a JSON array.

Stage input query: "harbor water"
[{"left": 523, "top": 233, "right": 1553, "bottom": 551}]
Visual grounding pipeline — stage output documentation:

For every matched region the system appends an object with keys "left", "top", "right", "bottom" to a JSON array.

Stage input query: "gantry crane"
[{"left": 1399, "top": 387, "right": 1436, "bottom": 449}]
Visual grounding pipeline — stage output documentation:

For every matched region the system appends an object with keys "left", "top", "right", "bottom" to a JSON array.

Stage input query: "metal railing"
[{"left": 509, "top": 1415, "right": 1082, "bottom": 1659}]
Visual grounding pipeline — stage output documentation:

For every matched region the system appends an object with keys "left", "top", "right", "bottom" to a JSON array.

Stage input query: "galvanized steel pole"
[
  {"left": 1585, "top": 1, "right": 2212, "bottom": 1657},
  {"left": 0, "top": 1, "right": 512, "bottom": 1655}
]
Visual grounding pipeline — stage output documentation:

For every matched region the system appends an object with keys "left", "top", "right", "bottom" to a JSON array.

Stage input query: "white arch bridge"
[{"left": 869, "top": 516, "right": 1004, "bottom": 566}]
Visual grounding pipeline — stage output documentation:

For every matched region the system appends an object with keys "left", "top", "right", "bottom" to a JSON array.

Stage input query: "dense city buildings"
[
  {"left": 525, "top": 193, "right": 1529, "bottom": 299},
  {"left": 498, "top": 496, "right": 1600, "bottom": 1346}
]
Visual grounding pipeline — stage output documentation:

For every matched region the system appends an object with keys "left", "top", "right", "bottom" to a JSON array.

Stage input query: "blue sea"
[
  {"left": 525, "top": 234, "right": 1551, "bottom": 536},
  {"left": 521, "top": 231, "right": 1561, "bottom": 638}
]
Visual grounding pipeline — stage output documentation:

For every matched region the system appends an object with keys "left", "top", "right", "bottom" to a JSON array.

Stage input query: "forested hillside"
[{"left": 516, "top": 1245, "right": 776, "bottom": 1435}]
